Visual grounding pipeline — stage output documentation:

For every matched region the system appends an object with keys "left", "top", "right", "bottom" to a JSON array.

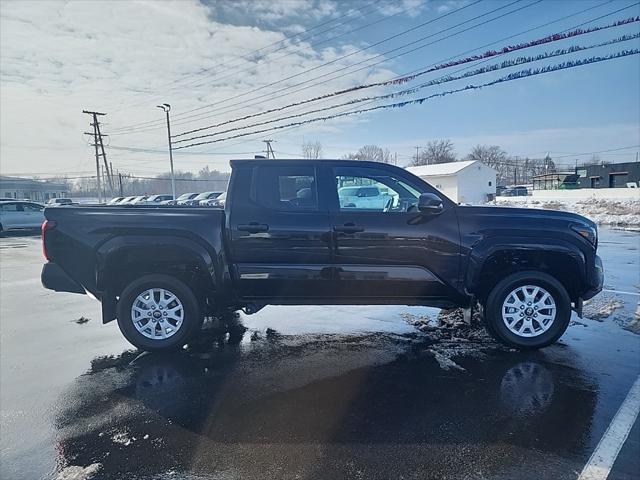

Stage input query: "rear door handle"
[
  {"left": 238, "top": 222, "right": 269, "bottom": 233},
  {"left": 333, "top": 223, "right": 364, "bottom": 234}
]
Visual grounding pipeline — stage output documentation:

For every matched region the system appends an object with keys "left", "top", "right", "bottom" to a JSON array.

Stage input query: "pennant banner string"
[
  {"left": 173, "top": 34, "right": 639, "bottom": 145},
  {"left": 172, "top": 16, "right": 639, "bottom": 139},
  {"left": 174, "top": 49, "right": 639, "bottom": 150}
]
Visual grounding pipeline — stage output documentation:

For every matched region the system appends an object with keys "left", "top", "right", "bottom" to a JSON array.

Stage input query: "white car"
[
  {"left": 107, "top": 196, "right": 125, "bottom": 205},
  {"left": 143, "top": 194, "right": 174, "bottom": 204},
  {"left": 46, "top": 198, "right": 77, "bottom": 206},
  {"left": 0, "top": 201, "right": 45, "bottom": 233},
  {"left": 200, "top": 191, "right": 226, "bottom": 207},
  {"left": 118, "top": 196, "right": 138, "bottom": 205},
  {"left": 161, "top": 192, "right": 198, "bottom": 206},
  {"left": 338, "top": 186, "right": 393, "bottom": 210},
  {"left": 128, "top": 196, "right": 149, "bottom": 205}
]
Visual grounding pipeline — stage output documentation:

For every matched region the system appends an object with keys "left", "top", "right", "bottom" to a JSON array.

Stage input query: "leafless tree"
[
  {"left": 412, "top": 139, "right": 456, "bottom": 165},
  {"left": 342, "top": 144, "right": 393, "bottom": 163},
  {"left": 302, "top": 140, "right": 323, "bottom": 159}
]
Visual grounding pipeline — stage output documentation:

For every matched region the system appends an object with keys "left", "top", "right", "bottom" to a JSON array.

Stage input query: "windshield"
[
  {"left": 194, "top": 191, "right": 221, "bottom": 200},
  {"left": 177, "top": 193, "right": 197, "bottom": 200}
]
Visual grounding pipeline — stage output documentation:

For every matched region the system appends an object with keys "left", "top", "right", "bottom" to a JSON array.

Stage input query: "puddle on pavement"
[{"left": 50, "top": 315, "right": 599, "bottom": 480}]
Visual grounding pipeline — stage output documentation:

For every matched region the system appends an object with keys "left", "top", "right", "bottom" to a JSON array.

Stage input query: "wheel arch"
[
  {"left": 96, "top": 236, "right": 220, "bottom": 323},
  {"left": 467, "top": 240, "right": 586, "bottom": 304}
]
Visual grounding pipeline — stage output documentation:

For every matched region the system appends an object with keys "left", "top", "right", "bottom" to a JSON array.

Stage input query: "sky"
[{"left": 1, "top": 0, "right": 639, "bottom": 178}]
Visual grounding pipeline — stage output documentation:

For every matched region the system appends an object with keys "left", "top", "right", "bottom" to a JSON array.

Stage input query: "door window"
[
  {"left": 22, "top": 203, "right": 44, "bottom": 212},
  {"left": 0, "top": 203, "right": 19, "bottom": 212},
  {"left": 334, "top": 167, "right": 421, "bottom": 212},
  {"left": 253, "top": 166, "right": 318, "bottom": 211}
]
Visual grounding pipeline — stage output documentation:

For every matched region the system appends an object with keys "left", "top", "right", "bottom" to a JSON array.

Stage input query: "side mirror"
[{"left": 418, "top": 193, "right": 443, "bottom": 213}]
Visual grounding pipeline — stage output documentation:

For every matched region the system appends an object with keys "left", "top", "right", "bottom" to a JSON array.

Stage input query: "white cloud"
[{"left": 0, "top": 0, "right": 396, "bottom": 175}]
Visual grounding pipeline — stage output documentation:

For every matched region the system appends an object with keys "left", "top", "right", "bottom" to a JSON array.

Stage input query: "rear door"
[
  {"left": 328, "top": 164, "right": 462, "bottom": 302},
  {"left": 227, "top": 163, "right": 334, "bottom": 300},
  {"left": 21, "top": 202, "right": 45, "bottom": 227}
]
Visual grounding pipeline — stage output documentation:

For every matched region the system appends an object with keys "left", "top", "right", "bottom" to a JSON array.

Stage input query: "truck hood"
[{"left": 457, "top": 205, "right": 596, "bottom": 228}]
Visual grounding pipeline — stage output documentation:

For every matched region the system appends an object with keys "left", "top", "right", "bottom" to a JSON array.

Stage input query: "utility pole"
[
  {"left": 83, "top": 110, "right": 108, "bottom": 203},
  {"left": 157, "top": 103, "right": 176, "bottom": 199},
  {"left": 414, "top": 146, "right": 421, "bottom": 165},
  {"left": 263, "top": 139, "right": 275, "bottom": 159}
]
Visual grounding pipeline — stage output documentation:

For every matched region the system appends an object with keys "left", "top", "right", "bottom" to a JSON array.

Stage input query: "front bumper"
[
  {"left": 41, "top": 262, "right": 85, "bottom": 294},
  {"left": 583, "top": 255, "right": 604, "bottom": 301}
]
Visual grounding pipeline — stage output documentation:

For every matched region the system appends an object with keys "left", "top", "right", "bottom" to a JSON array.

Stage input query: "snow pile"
[
  {"left": 494, "top": 197, "right": 640, "bottom": 228},
  {"left": 402, "top": 309, "right": 506, "bottom": 371},
  {"left": 55, "top": 463, "right": 101, "bottom": 480}
]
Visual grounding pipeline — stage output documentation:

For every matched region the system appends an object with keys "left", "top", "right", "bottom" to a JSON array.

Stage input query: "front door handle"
[
  {"left": 238, "top": 222, "right": 269, "bottom": 233},
  {"left": 333, "top": 223, "right": 364, "bottom": 234}
]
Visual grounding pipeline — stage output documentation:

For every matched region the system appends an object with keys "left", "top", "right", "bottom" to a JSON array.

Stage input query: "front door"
[
  {"left": 328, "top": 164, "right": 462, "bottom": 303},
  {"left": 227, "top": 163, "right": 334, "bottom": 300}
]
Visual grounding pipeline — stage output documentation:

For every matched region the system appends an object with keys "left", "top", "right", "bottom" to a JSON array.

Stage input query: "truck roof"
[{"left": 230, "top": 159, "right": 400, "bottom": 169}]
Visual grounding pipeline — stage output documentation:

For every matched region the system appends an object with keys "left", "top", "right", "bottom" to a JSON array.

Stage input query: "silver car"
[{"left": 0, "top": 201, "right": 45, "bottom": 233}]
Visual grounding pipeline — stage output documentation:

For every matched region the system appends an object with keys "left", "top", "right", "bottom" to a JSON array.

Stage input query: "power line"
[
  {"left": 108, "top": 0, "right": 485, "bottom": 134},
  {"left": 173, "top": 48, "right": 639, "bottom": 150},
  {"left": 168, "top": 2, "right": 635, "bottom": 151},
  {"left": 172, "top": 10, "right": 637, "bottom": 140},
  {"left": 164, "top": 0, "right": 633, "bottom": 136},
  {"left": 106, "top": 0, "right": 384, "bottom": 115},
  {"left": 173, "top": 33, "right": 639, "bottom": 145}
]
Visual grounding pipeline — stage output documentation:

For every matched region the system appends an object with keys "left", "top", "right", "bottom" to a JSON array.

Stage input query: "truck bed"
[{"left": 43, "top": 205, "right": 226, "bottom": 299}]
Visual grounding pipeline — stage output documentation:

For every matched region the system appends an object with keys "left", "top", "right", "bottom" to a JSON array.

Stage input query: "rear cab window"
[{"left": 251, "top": 165, "right": 318, "bottom": 211}]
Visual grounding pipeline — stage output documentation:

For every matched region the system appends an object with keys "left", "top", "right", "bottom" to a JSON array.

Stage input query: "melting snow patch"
[
  {"left": 55, "top": 463, "right": 101, "bottom": 480},
  {"left": 403, "top": 308, "right": 506, "bottom": 371},
  {"left": 111, "top": 431, "right": 134, "bottom": 446},
  {"left": 583, "top": 296, "right": 625, "bottom": 321}
]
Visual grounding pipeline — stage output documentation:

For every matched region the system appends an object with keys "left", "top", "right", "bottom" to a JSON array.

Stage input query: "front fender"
[{"left": 465, "top": 236, "right": 587, "bottom": 294}]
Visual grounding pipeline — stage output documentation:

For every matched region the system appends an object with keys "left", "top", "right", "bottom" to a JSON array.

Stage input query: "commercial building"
[
  {"left": 0, "top": 176, "right": 70, "bottom": 202},
  {"left": 574, "top": 161, "right": 640, "bottom": 189}
]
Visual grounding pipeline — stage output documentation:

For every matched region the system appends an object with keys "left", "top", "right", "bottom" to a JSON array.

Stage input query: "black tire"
[
  {"left": 484, "top": 271, "right": 571, "bottom": 349},
  {"left": 116, "top": 274, "right": 203, "bottom": 351}
]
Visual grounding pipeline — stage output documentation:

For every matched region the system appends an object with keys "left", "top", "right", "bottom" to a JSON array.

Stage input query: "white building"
[
  {"left": 0, "top": 176, "right": 69, "bottom": 202},
  {"left": 406, "top": 160, "right": 497, "bottom": 204}
]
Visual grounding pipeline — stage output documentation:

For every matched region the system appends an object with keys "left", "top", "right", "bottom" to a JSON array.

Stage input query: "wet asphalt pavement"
[{"left": 1, "top": 229, "right": 639, "bottom": 480}]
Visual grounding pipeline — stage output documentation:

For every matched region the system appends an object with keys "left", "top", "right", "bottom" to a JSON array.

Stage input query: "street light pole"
[{"left": 157, "top": 103, "right": 176, "bottom": 199}]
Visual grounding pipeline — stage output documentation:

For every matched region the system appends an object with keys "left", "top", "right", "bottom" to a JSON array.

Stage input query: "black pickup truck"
[{"left": 41, "top": 159, "right": 603, "bottom": 351}]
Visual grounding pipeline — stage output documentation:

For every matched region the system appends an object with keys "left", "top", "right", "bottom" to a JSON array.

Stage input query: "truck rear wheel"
[
  {"left": 116, "top": 274, "right": 203, "bottom": 351},
  {"left": 484, "top": 271, "right": 571, "bottom": 349}
]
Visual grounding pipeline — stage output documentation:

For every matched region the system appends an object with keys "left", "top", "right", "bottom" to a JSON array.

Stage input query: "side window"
[
  {"left": 253, "top": 166, "right": 318, "bottom": 211},
  {"left": 0, "top": 203, "right": 18, "bottom": 212},
  {"left": 335, "top": 166, "right": 422, "bottom": 213},
  {"left": 23, "top": 203, "right": 44, "bottom": 212}
]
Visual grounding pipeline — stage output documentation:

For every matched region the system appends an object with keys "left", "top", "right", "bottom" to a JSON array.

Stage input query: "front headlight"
[{"left": 571, "top": 224, "right": 597, "bottom": 246}]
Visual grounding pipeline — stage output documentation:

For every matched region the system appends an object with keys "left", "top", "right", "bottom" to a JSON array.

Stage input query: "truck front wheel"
[
  {"left": 116, "top": 274, "right": 203, "bottom": 351},
  {"left": 484, "top": 271, "right": 571, "bottom": 349}
]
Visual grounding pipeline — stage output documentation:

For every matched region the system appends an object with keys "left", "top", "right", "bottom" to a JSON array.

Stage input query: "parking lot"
[{"left": 1, "top": 229, "right": 638, "bottom": 480}]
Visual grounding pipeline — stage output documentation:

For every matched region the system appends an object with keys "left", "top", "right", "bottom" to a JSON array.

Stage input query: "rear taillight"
[{"left": 41, "top": 220, "right": 56, "bottom": 260}]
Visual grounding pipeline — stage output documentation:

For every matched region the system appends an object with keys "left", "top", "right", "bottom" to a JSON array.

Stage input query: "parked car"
[
  {"left": 181, "top": 191, "right": 223, "bottom": 206},
  {"left": 503, "top": 186, "right": 528, "bottom": 197},
  {"left": 160, "top": 192, "right": 197, "bottom": 205},
  {"left": 107, "top": 197, "right": 125, "bottom": 205},
  {"left": 338, "top": 185, "right": 394, "bottom": 210},
  {"left": 46, "top": 198, "right": 78, "bottom": 206},
  {"left": 200, "top": 191, "right": 226, "bottom": 207},
  {"left": 144, "top": 194, "right": 174, "bottom": 205},
  {"left": 42, "top": 159, "right": 603, "bottom": 352},
  {"left": 129, "top": 196, "right": 149, "bottom": 205},
  {"left": 0, "top": 200, "right": 45, "bottom": 232},
  {"left": 118, "top": 196, "right": 138, "bottom": 205}
]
